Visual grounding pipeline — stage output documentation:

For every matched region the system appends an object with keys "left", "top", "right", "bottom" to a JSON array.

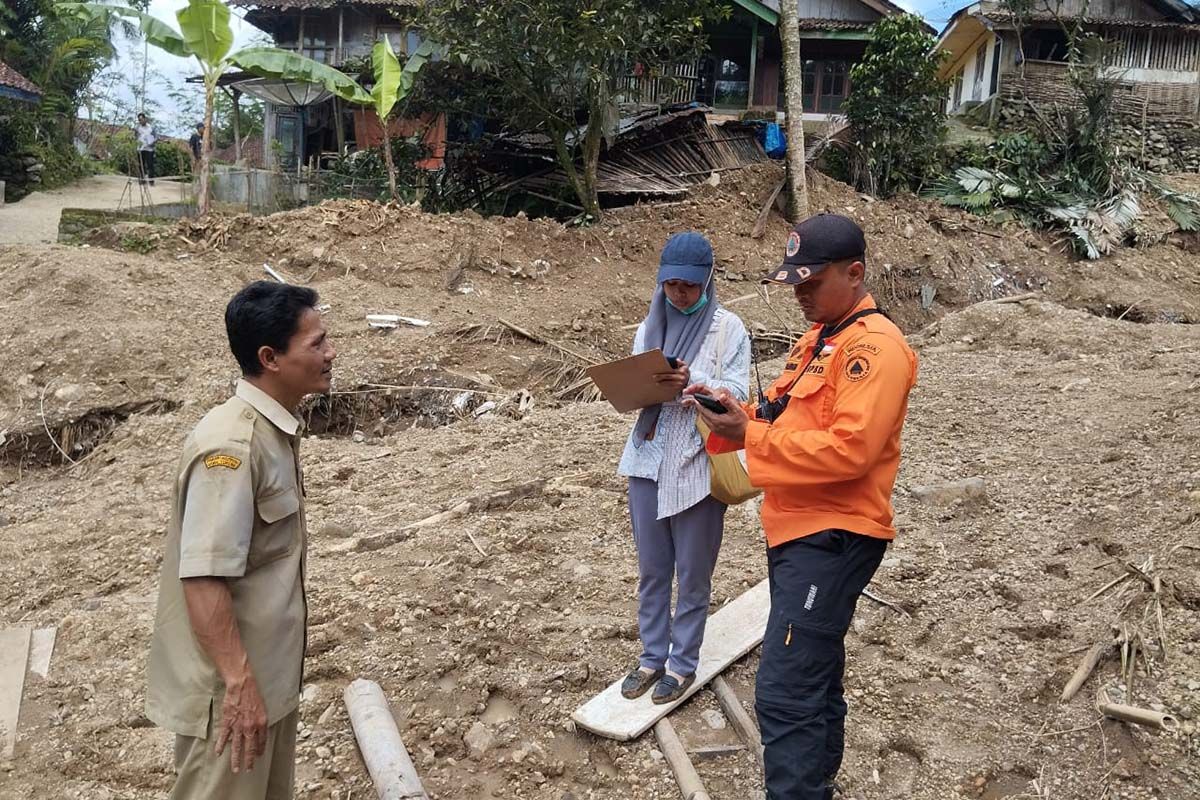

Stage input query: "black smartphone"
[
  {"left": 666, "top": 356, "right": 680, "bottom": 369},
  {"left": 692, "top": 393, "right": 729, "bottom": 414}
]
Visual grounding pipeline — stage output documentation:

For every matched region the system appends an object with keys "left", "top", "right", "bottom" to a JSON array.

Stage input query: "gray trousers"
[{"left": 628, "top": 477, "right": 726, "bottom": 677}]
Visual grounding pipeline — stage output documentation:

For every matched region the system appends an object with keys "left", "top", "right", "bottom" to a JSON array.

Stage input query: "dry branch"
[
  {"left": 497, "top": 318, "right": 599, "bottom": 365},
  {"left": 345, "top": 479, "right": 547, "bottom": 552}
]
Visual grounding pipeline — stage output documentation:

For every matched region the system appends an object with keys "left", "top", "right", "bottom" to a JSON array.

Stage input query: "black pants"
[
  {"left": 756, "top": 529, "right": 888, "bottom": 800},
  {"left": 138, "top": 149, "right": 156, "bottom": 182}
]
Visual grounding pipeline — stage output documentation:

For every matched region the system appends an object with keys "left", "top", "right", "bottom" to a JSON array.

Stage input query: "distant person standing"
[
  {"left": 135, "top": 112, "right": 157, "bottom": 185},
  {"left": 189, "top": 122, "right": 205, "bottom": 171}
]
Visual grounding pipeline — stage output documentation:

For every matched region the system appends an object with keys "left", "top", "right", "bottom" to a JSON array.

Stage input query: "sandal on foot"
[
  {"left": 621, "top": 667, "right": 664, "bottom": 699},
  {"left": 651, "top": 673, "right": 696, "bottom": 704}
]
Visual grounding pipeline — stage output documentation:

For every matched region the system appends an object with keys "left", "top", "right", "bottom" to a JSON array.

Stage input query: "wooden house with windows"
[
  {"left": 229, "top": 0, "right": 443, "bottom": 171},
  {"left": 623, "top": 1, "right": 931, "bottom": 119},
  {"left": 937, "top": 0, "right": 1200, "bottom": 121}
]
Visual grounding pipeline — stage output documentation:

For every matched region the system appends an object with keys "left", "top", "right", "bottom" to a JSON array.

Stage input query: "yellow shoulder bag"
[{"left": 697, "top": 314, "right": 760, "bottom": 506}]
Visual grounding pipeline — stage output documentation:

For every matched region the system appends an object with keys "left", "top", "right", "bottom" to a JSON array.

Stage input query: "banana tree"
[
  {"left": 364, "top": 36, "right": 434, "bottom": 201},
  {"left": 59, "top": 0, "right": 368, "bottom": 213}
]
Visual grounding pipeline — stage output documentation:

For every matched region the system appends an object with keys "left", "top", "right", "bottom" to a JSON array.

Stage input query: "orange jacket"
[{"left": 708, "top": 294, "right": 917, "bottom": 547}]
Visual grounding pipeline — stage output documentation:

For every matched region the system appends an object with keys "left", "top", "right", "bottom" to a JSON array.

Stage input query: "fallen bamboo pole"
[
  {"left": 711, "top": 676, "right": 763, "bottom": 767},
  {"left": 1098, "top": 701, "right": 1179, "bottom": 732},
  {"left": 344, "top": 679, "right": 430, "bottom": 799},
  {"left": 1061, "top": 641, "right": 1113, "bottom": 702},
  {"left": 654, "top": 718, "right": 712, "bottom": 800}
]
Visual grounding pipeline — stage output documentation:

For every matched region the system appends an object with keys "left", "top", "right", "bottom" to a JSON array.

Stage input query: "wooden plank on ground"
[
  {"left": 572, "top": 579, "right": 770, "bottom": 741},
  {"left": 0, "top": 627, "right": 32, "bottom": 759}
]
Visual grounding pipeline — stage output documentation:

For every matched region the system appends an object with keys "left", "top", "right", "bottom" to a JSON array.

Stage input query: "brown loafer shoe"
[
  {"left": 651, "top": 672, "right": 696, "bottom": 704},
  {"left": 621, "top": 667, "right": 664, "bottom": 699}
]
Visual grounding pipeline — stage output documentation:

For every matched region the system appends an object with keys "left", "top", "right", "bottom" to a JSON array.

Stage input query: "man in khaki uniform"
[{"left": 147, "top": 281, "right": 336, "bottom": 799}]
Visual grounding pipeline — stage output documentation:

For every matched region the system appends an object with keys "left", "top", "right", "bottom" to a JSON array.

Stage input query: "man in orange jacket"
[{"left": 686, "top": 214, "right": 917, "bottom": 800}]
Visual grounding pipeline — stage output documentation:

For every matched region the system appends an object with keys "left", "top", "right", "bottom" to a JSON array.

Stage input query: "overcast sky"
[{"left": 114, "top": 0, "right": 961, "bottom": 137}]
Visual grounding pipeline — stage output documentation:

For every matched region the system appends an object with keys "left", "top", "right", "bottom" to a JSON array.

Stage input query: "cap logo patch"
[
  {"left": 775, "top": 270, "right": 789, "bottom": 281},
  {"left": 786, "top": 231, "right": 802, "bottom": 258}
]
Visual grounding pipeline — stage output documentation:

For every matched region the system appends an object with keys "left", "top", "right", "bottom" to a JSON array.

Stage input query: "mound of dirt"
[{"left": 3, "top": 165, "right": 1200, "bottom": 800}]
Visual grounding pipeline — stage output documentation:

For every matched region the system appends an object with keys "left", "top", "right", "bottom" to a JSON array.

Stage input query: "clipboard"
[{"left": 585, "top": 349, "right": 679, "bottom": 413}]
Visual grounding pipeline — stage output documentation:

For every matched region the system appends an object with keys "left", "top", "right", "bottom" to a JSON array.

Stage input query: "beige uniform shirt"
[{"left": 146, "top": 380, "right": 308, "bottom": 739}]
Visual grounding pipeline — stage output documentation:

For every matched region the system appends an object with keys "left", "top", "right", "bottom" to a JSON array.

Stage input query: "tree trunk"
[
  {"left": 380, "top": 120, "right": 398, "bottom": 201},
  {"left": 550, "top": 129, "right": 596, "bottom": 217},
  {"left": 778, "top": 1, "right": 809, "bottom": 221},
  {"left": 579, "top": 99, "right": 605, "bottom": 219},
  {"left": 197, "top": 78, "right": 217, "bottom": 215}
]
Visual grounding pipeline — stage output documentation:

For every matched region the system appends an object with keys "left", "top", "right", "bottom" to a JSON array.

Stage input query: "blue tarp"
[{"left": 761, "top": 123, "right": 786, "bottom": 159}]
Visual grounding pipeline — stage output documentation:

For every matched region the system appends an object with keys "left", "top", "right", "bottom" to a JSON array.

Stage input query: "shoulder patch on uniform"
[
  {"left": 846, "top": 341, "right": 881, "bottom": 356},
  {"left": 845, "top": 355, "right": 872, "bottom": 382},
  {"left": 204, "top": 454, "right": 243, "bottom": 470}
]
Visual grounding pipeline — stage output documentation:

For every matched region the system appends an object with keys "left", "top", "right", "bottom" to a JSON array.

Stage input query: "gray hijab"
[{"left": 633, "top": 232, "right": 719, "bottom": 445}]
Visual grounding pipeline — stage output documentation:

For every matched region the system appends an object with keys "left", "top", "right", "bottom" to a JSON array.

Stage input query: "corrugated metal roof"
[
  {"left": 0, "top": 60, "right": 42, "bottom": 97},
  {"left": 796, "top": 18, "right": 874, "bottom": 30},
  {"left": 984, "top": 10, "right": 1200, "bottom": 31}
]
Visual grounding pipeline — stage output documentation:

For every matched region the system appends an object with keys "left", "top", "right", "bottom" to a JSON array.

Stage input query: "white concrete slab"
[
  {"left": 0, "top": 627, "right": 32, "bottom": 759},
  {"left": 571, "top": 579, "right": 770, "bottom": 741}
]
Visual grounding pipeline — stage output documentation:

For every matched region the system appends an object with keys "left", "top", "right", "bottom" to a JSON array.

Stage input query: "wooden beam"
[
  {"left": 731, "top": 0, "right": 778, "bottom": 26},
  {"left": 748, "top": 15, "right": 760, "bottom": 110},
  {"left": 711, "top": 676, "right": 764, "bottom": 767},
  {"left": 654, "top": 719, "right": 712, "bottom": 800}
]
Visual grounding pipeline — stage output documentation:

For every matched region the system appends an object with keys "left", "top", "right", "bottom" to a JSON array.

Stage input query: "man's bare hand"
[
  {"left": 652, "top": 360, "right": 690, "bottom": 394},
  {"left": 215, "top": 673, "right": 268, "bottom": 773},
  {"left": 683, "top": 385, "right": 749, "bottom": 445}
]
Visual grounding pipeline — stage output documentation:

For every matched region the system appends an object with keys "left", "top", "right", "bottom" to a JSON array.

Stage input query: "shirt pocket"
[
  {"left": 250, "top": 485, "right": 300, "bottom": 570},
  {"left": 783, "top": 371, "right": 833, "bottom": 426}
]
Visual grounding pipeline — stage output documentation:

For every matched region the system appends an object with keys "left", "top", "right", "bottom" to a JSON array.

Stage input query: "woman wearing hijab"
[{"left": 617, "top": 231, "right": 751, "bottom": 704}]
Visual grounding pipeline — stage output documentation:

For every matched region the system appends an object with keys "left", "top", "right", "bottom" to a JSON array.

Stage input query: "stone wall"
[
  {"left": 0, "top": 152, "right": 45, "bottom": 202},
  {"left": 57, "top": 208, "right": 177, "bottom": 244}
]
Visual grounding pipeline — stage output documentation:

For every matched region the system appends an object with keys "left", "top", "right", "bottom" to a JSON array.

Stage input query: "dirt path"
[{"left": 0, "top": 174, "right": 189, "bottom": 244}]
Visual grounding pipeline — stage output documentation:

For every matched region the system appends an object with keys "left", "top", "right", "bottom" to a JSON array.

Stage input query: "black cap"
[{"left": 763, "top": 214, "right": 866, "bottom": 285}]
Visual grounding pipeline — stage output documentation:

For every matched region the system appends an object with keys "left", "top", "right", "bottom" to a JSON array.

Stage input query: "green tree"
[
  {"left": 1, "top": 0, "right": 129, "bottom": 184},
  {"left": 61, "top": 0, "right": 368, "bottom": 213},
  {"left": 421, "top": 0, "right": 726, "bottom": 218},
  {"left": 841, "top": 14, "right": 948, "bottom": 197}
]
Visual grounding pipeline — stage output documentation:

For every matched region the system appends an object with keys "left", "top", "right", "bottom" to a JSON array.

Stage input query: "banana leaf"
[
  {"left": 176, "top": 0, "right": 233, "bottom": 66},
  {"left": 232, "top": 46, "right": 370, "bottom": 103}
]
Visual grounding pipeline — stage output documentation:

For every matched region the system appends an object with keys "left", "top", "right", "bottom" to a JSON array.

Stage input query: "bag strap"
[{"left": 713, "top": 311, "right": 730, "bottom": 381}]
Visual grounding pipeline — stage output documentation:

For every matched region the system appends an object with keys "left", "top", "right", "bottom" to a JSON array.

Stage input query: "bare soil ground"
[{"left": 1, "top": 164, "right": 1199, "bottom": 800}]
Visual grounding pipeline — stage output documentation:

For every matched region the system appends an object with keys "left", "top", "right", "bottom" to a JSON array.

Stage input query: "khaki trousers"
[{"left": 169, "top": 707, "right": 298, "bottom": 800}]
